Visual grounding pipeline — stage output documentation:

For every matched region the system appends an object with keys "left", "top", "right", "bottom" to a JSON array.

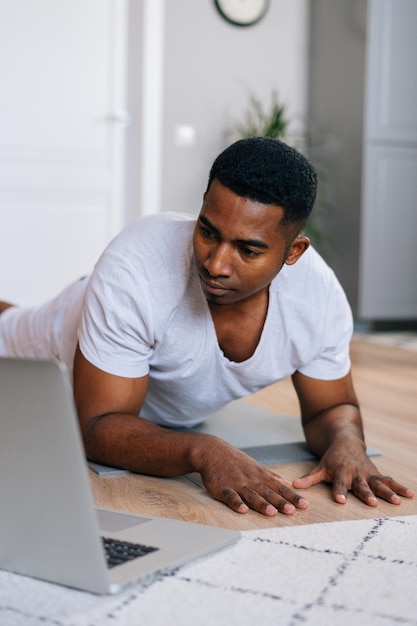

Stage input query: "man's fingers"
[
  {"left": 331, "top": 473, "right": 350, "bottom": 504},
  {"left": 217, "top": 480, "right": 309, "bottom": 517},
  {"left": 293, "top": 466, "right": 326, "bottom": 489},
  {"left": 219, "top": 487, "right": 250, "bottom": 514},
  {"left": 333, "top": 472, "right": 415, "bottom": 507},
  {"left": 241, "top": 485, "right": 283, "bottom": 516},
  {"left": 219, "top": 486, "right": 279, "bottom": 516},
  {"left": 261, "top": 476, "right": 310, "bottom": 512},
  {"left": 367, "top": 475, "right": 414, "bottom": 505},
  {"left": 303, "top": 466, "right": 415, "bottom": 507},
  {"left": 373, "top": 475, "right": 415, "bottom": 500}
]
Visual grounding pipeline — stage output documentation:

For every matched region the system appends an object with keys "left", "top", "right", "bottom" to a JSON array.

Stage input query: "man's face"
[{"left": 193, "top": 179, "right": 309, "bottom": 306}]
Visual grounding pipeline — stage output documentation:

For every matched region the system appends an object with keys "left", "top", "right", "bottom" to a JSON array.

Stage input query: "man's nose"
[{"left": 203, "top": 243, "right": 233, "bottom": 277}]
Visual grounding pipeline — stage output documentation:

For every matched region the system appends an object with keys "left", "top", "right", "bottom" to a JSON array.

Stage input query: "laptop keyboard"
[{"left": 102, "top": 536, "right": 159, "bottom": 568}]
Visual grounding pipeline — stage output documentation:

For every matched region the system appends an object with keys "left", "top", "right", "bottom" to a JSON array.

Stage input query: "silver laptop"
[{"left": 0, "top": 357, "right": 240, "bottom": 595}]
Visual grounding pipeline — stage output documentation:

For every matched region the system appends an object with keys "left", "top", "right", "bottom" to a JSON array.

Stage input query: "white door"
[{"left": 0, "top": 0, "right": 130, "bottom": 305}]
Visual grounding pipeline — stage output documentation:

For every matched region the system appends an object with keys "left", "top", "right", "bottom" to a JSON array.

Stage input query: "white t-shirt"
[{"left": 79, "top": 212, "right": 353, "bottom": 427}]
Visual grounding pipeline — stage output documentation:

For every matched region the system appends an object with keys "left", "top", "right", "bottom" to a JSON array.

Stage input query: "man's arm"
[
  {"left": 73, "top": 345, "right": 309, "bottom": 517},
  {"left": 291, "top": 370, "right": 415, "bottom": 505}
]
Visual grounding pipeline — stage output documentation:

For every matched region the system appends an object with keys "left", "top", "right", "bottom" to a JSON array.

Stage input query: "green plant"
[{"left": 232, "top": 91, "right": 289, "bottom": 140}]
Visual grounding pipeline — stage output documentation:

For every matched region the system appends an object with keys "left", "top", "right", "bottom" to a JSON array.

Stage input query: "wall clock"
[{"left": 214, "top": 0, "right": 270, "bottom": 27}]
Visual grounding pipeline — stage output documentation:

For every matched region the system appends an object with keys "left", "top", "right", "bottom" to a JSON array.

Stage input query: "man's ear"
[{"left": 284, "top": 236, "right": 310, "bottom": 266}]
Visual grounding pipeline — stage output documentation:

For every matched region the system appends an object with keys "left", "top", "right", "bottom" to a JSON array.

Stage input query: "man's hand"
[
  {"left": 291, "top": 370, "right": 415, "bottom": 507},
  {"left": 193, "top": 438, "right": 309, "bottom": 516},
  {"left": 293, "top": 437, "right": 415, "bottom": 506}
]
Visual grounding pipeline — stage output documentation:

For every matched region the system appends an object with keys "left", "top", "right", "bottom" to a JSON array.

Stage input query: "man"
[{"left": 0, "top": 138, "right": 413, "bottom": 517}]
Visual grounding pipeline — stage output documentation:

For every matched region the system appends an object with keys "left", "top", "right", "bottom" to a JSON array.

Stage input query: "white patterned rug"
[{"left": 1, "top": 515, "right": 416, "bottom": 626}]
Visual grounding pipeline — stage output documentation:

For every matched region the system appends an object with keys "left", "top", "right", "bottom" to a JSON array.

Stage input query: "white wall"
[{"left": 156, "top": 0, "right": 309, "bottom": 217}]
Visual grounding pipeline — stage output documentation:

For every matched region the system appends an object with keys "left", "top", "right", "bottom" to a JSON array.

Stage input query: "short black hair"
[{"left": 206, "top": 137, "right": 317, "bottom": 225}]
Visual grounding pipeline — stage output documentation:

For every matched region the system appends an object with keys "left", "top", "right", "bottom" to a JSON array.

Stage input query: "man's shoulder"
[
  {"left": 272, "top": 246, "right": 346, "bottom": 311},
  {"left": 133, "top": 211, "right": 196, "bottom": 231},
  {"left": 280, "top": 246, "right": 339, "bottom": 287},
  {"left": 92, "top": 211, "right": 197, "bottom": 297},
  {"left": 85, "top": 212, "right": 199, "bottom": 324},
  {"left": 269, "top": 246, "right": 352, "bottom": 363},
  {"left": 100, "top": 212, "right": 195, "bottom": 262}
]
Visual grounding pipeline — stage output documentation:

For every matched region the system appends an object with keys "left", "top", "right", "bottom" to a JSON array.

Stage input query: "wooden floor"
[{"left": 91, "top": 336, "right": 417, "bottom": 530}]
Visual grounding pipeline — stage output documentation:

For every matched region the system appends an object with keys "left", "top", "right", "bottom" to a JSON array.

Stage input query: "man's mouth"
[{"left": 200, "top": 275, "right": 231, "bottom": 297}]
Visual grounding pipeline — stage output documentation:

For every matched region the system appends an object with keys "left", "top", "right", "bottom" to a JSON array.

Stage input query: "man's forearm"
[
  {"left": 81, "top": 412, "right": 222, "bottom": 476},
  {"left": 302, "top": 403, "right": 366, "bottom": 458}
]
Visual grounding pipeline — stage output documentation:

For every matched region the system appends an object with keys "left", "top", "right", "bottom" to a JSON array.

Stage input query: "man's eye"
[
  {"left": 200, "top": 225, "right": 214, "bottom": 238},
  {"left": 241, "top": 247, "right": 261, "bottom": 257}
]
